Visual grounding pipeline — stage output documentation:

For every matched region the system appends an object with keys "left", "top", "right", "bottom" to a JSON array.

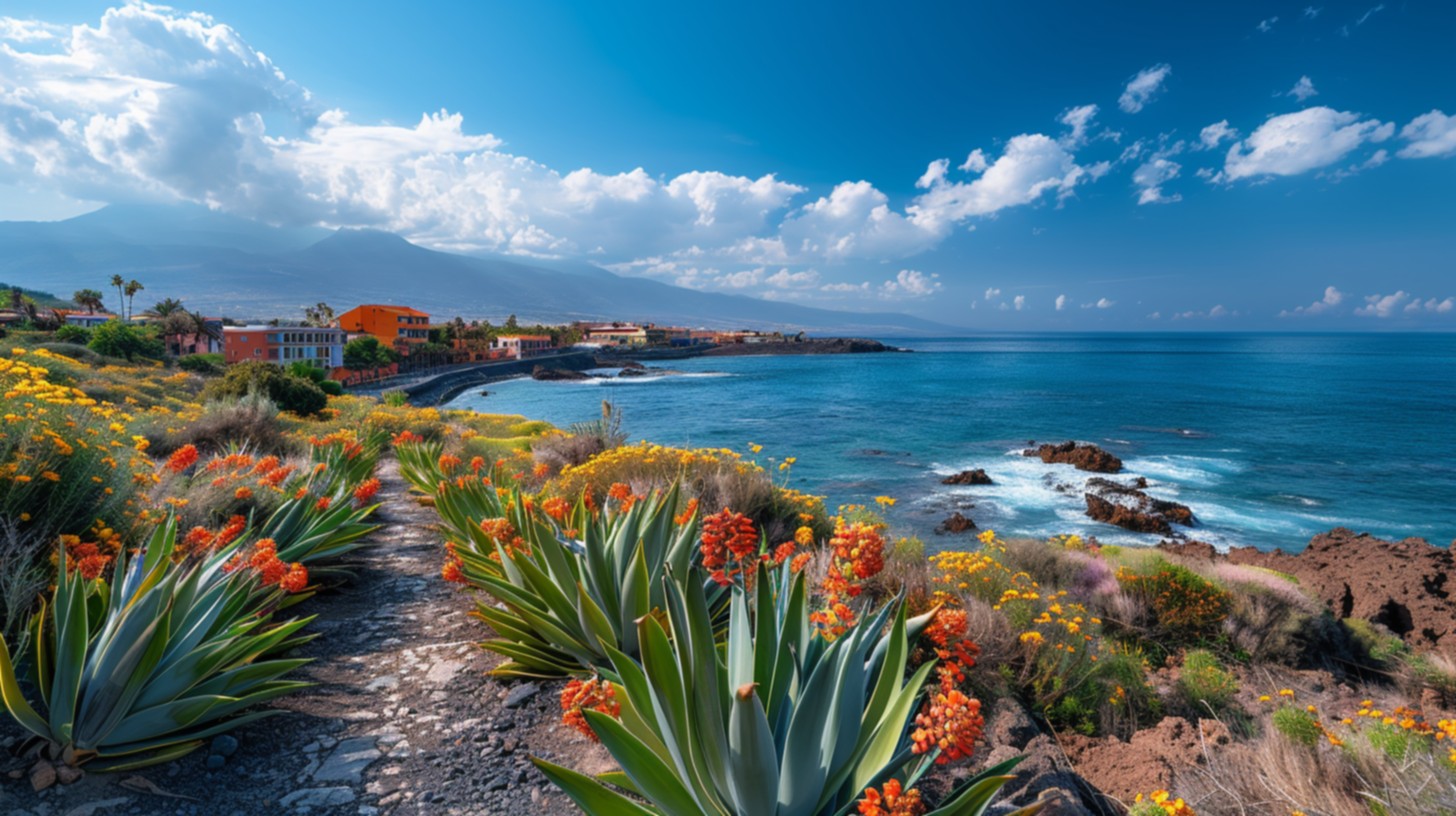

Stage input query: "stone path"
[{"left": 1, "top": 457, "right": 608, "bottom": 816}]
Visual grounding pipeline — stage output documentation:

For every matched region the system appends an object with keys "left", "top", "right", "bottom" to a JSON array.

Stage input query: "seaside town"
[{"left": 0, "top": 280, "right": 816, "bottom": 389}]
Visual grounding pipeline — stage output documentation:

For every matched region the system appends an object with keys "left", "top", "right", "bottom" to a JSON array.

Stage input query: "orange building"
[{"left": 337, "top": 305, "right": 431, "bottom": 353}]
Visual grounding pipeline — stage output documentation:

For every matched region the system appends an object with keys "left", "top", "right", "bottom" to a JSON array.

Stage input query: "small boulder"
[
  {"left": 941, "top": 469, "right": 994, "bottom": 486},
  {"left": 938, "top": 512, "right": 977, "bottom": 534},
  {"left": 1024, "top": 441, "right": 1123, "bottom": 473}
]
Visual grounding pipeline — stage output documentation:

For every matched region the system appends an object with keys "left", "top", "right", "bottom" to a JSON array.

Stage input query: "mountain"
[{"left": 0, "top": 204, "right": 960, "bottom": 334}]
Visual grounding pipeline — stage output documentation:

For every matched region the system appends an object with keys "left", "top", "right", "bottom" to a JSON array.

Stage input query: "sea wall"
[{"left": 402, "top": 350, "right": 597, "bottom": 406}]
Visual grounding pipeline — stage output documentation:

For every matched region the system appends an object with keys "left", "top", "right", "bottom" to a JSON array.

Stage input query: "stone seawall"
[{"left": 402, "top": 351, "right": 597, "bottom": 406}]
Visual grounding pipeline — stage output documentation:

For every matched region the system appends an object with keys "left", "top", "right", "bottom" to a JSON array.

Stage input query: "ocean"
[{"left": 445, "top": 333, "right": 1456, "bottom": 553}]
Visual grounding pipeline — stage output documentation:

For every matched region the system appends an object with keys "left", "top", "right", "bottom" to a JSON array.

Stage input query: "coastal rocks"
[
  {"left": 701, "top": 337, "right": 898, "bottom": 356},
  {"left": 942, "top": 468, "right": 994, "bottom": 486},
  {"left": 1083, "top": 477, "right": 1196, "bottom": 535},
  {"left": 530, "top": 365, "right": 589, "bottom": 381},
  {"left": 1223, "top": 528, "right": 1456, "bottom": 655},
  {"left": 979, "top": 699, "right": 1098, "bottom": 815},
  {"left": 938, "top": 512, "right": 977, "bottom": 534},
  {"left": 1024, "top": 441, "right": 1123, "bottom": 473}
]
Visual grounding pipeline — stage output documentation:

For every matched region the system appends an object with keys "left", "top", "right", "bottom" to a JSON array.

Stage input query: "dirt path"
[{"left": 1, "top": 457, "right": 606, "bottom": 816}]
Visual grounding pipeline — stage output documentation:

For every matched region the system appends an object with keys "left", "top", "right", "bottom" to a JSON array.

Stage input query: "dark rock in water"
[
  {"left": 942, "top": 468, "right": 994, "bottom": 486},
  {"left": 617, "top": 367, "right": 648, "bottom": 377},
  {"left": 1086, "top": 477, "right": 1195, "bottom": 525},
  {"left": 938, "top": 512, "right": 977, "bottom": 534},
  {"left": 478, "top": 389, "right": 490, "bottom": 397},
  {"left": 620, "top": 360, "right": 646, "bottom": 370},
  {"left": 531, "top": 365, "right": 589, "bottom": 381},
  {"left": 1085, "top": 494, "right": 1171, "bottom": 535},
  {"left": 1134, "top": 476, "right": 1148, "bottom": 489},
  {"left": 1025, "top": 441, "right": 1123, "bottom": 473}
]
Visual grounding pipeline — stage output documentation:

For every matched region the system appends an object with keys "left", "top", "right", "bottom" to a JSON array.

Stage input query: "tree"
[
  {"left": 147, "top": 297, "right": 185, "bottom": 318},
  {"left": 303, "top": 302, "right": 335, "bottom": 327},
  {"left": 109, "top": 275, "right": 124, "bottom": 316},
  {"left": 88, "top": 319, "right": 165, "bottom": 361},
  {"left": 504, "top": 314, "right": 519, "bottom": 331},
  {"left": 201, "top": 360, "right": 328, "bottom": 417},
  {"left": 343, "top": 335, "right": 397, "bottom": 380},
  {"left": 123, "top": 279, "right": 144, "bottom": 320},
  {"left": 72, "top": 289, "right": 106, "bottom": 314}
]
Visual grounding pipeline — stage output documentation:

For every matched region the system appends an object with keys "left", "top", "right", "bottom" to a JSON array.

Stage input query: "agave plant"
[
  {"left": 258, "top": 484, "right": 380, "bottom": 566},
  {"left": 535, "top": 563, "right": 1031, "bottom": 816},
  {"left": 0, "top": 519, "right": 313, "bottom": 773}
]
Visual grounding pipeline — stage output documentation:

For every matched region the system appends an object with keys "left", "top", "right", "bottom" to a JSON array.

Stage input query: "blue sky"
[{"left": 1, "top": 1, "right": 1453, "bottom": 328}]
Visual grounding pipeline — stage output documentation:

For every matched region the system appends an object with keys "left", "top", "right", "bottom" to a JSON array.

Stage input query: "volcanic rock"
[
  {"left": 1024, "top": 441, "right": 1123, "bottom": 473},
  {"left": 938, "top": 512, "right": 977, "bottom": 534},
  {"left": 1060, "top": 717, "right": 1231, "bottom": 803},
  {"left": 1083, "top": 478, "right": 1196, "bottom": 535},
  {"left": 530, "top": 365, "right": 589, "bottom": 381},
  {"left": 942, "top": 469, "right": 994, "bottom": 486}
]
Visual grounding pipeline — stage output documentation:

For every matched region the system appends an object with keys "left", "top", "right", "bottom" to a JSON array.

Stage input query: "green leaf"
[
  {"left": 586, "top": 710, "right": 710, "bottom": 816},
  {"left": 531, "top": 756, "right": 661, "bottom": 816}
]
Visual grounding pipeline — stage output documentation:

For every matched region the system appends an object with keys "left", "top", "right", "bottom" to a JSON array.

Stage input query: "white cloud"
[
  {"left": 1055, "top": 294, "right": 1068, "bottom": 311},
  {"left": 909, "top": 134, "right": 1103, "bottom": 235},
  {"left": 1082, "top": 298, "right": 1114, "bottom": 309},
  {"left": 1209, "top": 305, "right": 1228, "bottom": 317},
  {"left": 1279, "top": 286, "right": 1344, "bottom": 316},
  {"left": 915, "top": 158, "right": 950, "bottom": 189},
  {"left": 1147, "top": 311, "right": 1162, "bottom": 319},
  {"left": 765, "top": 268, "right": 821, "bottom": 289},
  {"left": 1133, "top": 157, "right": 1182, "bottom": 205},
  {"left": 719, "top": 268, "right": 764, "bottom": 288},
  {"left": 0, "top": 17, "right": 66, "bottom": 42},
  {"left": 820, "top": 281, "right": 870, "bottom": 294},
  {"left": 959, "top": 149, "right": 988, "bottom": 173},
  {"left": 1199, "top": 121, "right": 1238, "bottom": 149},
  {"left": 1304, "top": 7, "right": 1322, "bottom": 19},
  {"left": 1288, "top": 76, "right": 1318, "bottom": 102},
  {"left": 1223, "top": 107, "right": 1394, "bottom": 181},
  {"left": 984, "top": 287, "right": 1001, "bottom": 300},
  {"left": 1354, "top": 291, "right": 1409, "bottom": 317},
  {"left": 1059, "top": 104, "right": 1098, "bottom": 147},
  {"left": 1257, "top": 17, "right": 1279, "bottom": 33},
  {"left": 1356, "top": 5, "right": 1385, "bottom": 26},
  {"left": 1013, "top": 295, "right": 1026, "bottom": 311},
  {"left": 1119, "top": 64, "right": 1172, "bottom": 114},
  {"left": 881, "top": 269, "right": 941, "bottom": 298},
  {"left": 1398, "top": 110, "right": 1456, "bottom": 159}
]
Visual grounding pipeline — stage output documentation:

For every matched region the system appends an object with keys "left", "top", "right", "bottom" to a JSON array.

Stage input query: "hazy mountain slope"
[{"left": 1, "top": 205, "right": 959, "bottom": 333}]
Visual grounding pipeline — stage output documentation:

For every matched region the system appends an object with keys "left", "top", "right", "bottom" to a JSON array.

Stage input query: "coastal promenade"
[{"left": 356, "top": 349, "right": 596, "bottom": 406}]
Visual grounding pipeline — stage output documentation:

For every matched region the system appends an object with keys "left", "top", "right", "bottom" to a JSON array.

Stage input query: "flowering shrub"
[
  {"left": 1116, "top": 560, "right": 1231, "bottom": 647},
  {"left": 558, "top": 677, "right": 619, "bottom": 742},
  {"left": 858, "top": 779, "right": 926, "bottom": 816},
  {"left": 1130, "top": 790, "right": 1197, "bottom": 816}
]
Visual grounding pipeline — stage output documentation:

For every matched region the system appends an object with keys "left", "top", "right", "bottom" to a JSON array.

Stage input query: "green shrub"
[
  {"left": 177, "top": 353, "right": 225, "bottom": 375},
  {"left": 318, "top": 379, "right": 344, "bottom": 396},
  {"left": 381, "top": 389, "right": 408, "bottom": 407},
  {"left": 1116, "top": 559, "right": 1232, "bottom": 649},
  {"left": 87, "top": 320, "right": 164, "bottom": 361},
  {"left": 1178, "top": 649, "right": 1239, "bottom": 717},
  {"left": 202, "top": 360, "right": 328, "bottom": 417},
  {"left": 1272, "top": 705, "right": 1322, "bottom": 747},
  {"left": 1344, "top": 618, "right": 1410, "bottom": 668},
  {"left": 54, "top": 324, "right": 91, "bottom": 344}
]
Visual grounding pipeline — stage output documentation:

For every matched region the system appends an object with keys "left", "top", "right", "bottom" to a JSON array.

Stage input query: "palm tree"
[
  {"left": 123, "top": 280, "right": 144, "bottom": 320},
  {"left": 72, "top": 289, "right": 106, "bottom": 314},
  {"left": 147, "top": 297, "right": 184, "bottom": 318},
  {"left": 109, "top": 275, "right": 125, "bottom": 316}
]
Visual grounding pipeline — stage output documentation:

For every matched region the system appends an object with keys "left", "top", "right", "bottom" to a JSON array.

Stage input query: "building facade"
[
  {"left": 337, "top": 305, "right": 431, "bottom": 353},
  {"left": 223, "top": 326, "right": 345, "bottom": 369},
  {"left": 584, "top": 324, "right": 647, "bottom": 345},
  {"left": 493, "top": 334, "right": 554, "bottom": 359}
]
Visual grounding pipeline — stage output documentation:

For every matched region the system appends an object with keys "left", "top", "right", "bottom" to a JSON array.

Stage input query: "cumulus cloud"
[
  {"left": 1355, "top": 291, "right": 1454, "bottom": 317},
  {"left": 1257, "top": 17, "right": 1279, "bottom": 33},
  {"left": 1013, "top": 295, "right": 1026, "bottom": 311},
  {"left": 1288, "top": 76, "right": 1318, "bottom": 102},
  {"left": 1398, "top": 110, "right": 1456, "bottom": 159},
  {"left": 881, "top": 269, "right": 941, "bottom": 298},
  {"left": 1082, "top": 298, "right": 1114, "bottom": 309},
  {"left": 1304, "top": 7, "right": 1322, "bottom": 19},
  {"left": 985, "top": 287, "right": 1001, "bottom": 300},
  {"left": 1055, "top": 294, "right": 1068, "bottom": 311},
  {"left": 820, "top": 281, "right": 870, "bottom": 294},
  {"left": 1223, "top": 107, "right": 1393, "bottom": 181},
  {"left": 1119, "top": 64, "right": 1172, "bottom": 114},
  {"left": 1279, "top": 286, "right": 1344, "bottom": 316},
  {"left": 1173, "top": 304, "right": 1233, "bottom": 320},
  {"left": 959, "top": 149, "right": 989, "bottom": 173},
  {"left": 1199, "top": 121, "right": 1238, "bottom": 149}
]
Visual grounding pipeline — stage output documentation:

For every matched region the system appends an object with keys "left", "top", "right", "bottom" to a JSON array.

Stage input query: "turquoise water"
[{"left": 447, "top": 334, "right": 1456, "bottom": 552}]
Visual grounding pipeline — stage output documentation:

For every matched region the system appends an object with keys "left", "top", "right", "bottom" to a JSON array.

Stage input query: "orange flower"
[
  {"left": 353, "top": 477, "right": 381, "bottom": 505},
  {"left": 441, "top": 556, "right": 467, "bottom": 584},
  {"left": 234, "top": 485, "right": 253, "bottom": 500},
  {"left": 391, "top": 430, "right": 424, "bottom": 446},
  {"left": 559, "top": 677, "right": 620, "bottom": 742},
  {"left": 215, "top": 515, "right": 247, "bottom": 548},
  {"left": 858, "top": 779, "right": 925, "bottom": 816},
  {"left": 470, "top": 456, "right": 486, "bottom": 473},
  {"left": 438, "top": 454, "right": 462, "bottom": 473},
  {"left": 607, "top": 482, "right": 632, "bottom": 502},
  {"left": 700, "top": 508, "right": 759, "bottom": 586},
  {"left": 674, "top": 497, "right": 700, "bottom": 526},
  {"left": 910, "top": 688, "right": 983, "bottom": 764},
  {"left": 279, "top": 563, "right": 309, "bottom": 593},
  {"left": 314, "top": 496, "right": 332, "bottom": 512},
  {"left": 182, "top": 526, "right": 215, "bottom": 552},
  {"left": 532, "top": 462, "right": 549, "bottom": 479},
  {"left": 165, "top": 444, "right": 199, "bottom": 473},
  {"left": 541, "top": 496, "right": 571, "bottom": 521}
]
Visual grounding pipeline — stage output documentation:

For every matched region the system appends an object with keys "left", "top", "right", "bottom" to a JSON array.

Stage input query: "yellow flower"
[
  {"left": 874, "top": 496, "right": 896, "bottom": 507},
  {"left": 749, "top": 443, "right": 763, "bottom": 454}
]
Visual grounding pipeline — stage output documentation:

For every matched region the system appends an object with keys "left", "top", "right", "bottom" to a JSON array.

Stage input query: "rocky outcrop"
[
  {"left": 531, "top": 365, "right": 590, "bottom": 381},
  {"left": 942, "top": 468, "right": 994, "bottom": 486},
  {"left": 701, "top": 338, "right": 899, "bottom": 356},
  {"left": 1227, "top": 529, "right": 1456, "bottom": 655},
  {"left": 938, "top": 512, "right": 977, "bottom": 534},
  {"left": 1083, "top": 477, "right": 1196, "bottom": 535},
  {"left": 979, "top": 699, "right": 1101, "bottom": 816},
  {"left": 1024, "top": 441, "right": 1123, "bottom": 473}
]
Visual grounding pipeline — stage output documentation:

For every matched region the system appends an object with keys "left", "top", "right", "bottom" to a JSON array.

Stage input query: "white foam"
[{"left": 1123, "top": 455, "right": 1244, "bottom": 487}]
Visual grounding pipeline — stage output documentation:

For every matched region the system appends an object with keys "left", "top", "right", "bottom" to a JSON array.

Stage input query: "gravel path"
[{"left": 1, "top": 457, "right": 607, "bottom": 816}]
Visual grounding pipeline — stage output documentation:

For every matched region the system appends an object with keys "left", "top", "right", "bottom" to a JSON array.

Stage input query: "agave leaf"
[
  {"left": 728, "top": 682, "right": 779, "bottom": 816},
  {"left": 850, "top": 660, "right": 937, "bottom": 793},
  {"left": 585, "top": 710, "right": 711, "bottom": 816},
  {"left": 531, "top": 756, "right": 662, "bottom": 816},
  {"left": 0, "top": 633, "right": 49, "bottom": 740}
]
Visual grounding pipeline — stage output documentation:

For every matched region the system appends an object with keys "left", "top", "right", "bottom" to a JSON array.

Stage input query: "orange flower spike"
[
  {"left": 165, "top": 444, "right": 199, "bottom": 473},
  {"left": 353, "top": 477, "right": 381, "bottom": 505},
  {"left": 441, "top": 557, "right": 468, "bottom": 584}
]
